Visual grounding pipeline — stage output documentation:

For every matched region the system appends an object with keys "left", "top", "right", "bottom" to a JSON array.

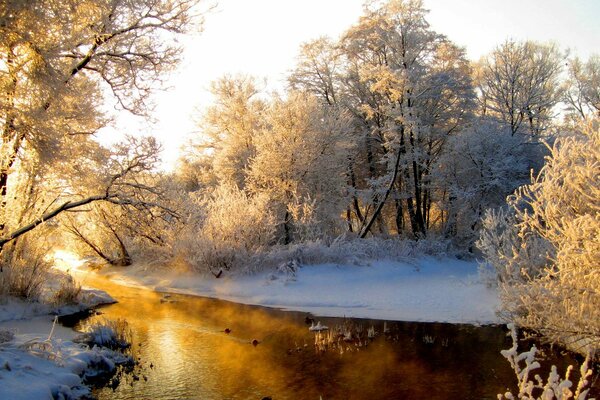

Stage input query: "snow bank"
[
  {"left": 0, "top": 287, "right": 122, "bottom": 399},
  {"left": 0, "top": 287, "right": 115, "bottom": 323},
  {"left": 90, "top": 256, "right": 500, "bottom": 324},
  {"left": 0, "top": 332, "right": 131, "bottom": 400}
]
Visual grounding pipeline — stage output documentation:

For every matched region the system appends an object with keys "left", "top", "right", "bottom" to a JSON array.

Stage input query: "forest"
[{"left": 0, "top": 0, "right": 598, "bottom": 398}]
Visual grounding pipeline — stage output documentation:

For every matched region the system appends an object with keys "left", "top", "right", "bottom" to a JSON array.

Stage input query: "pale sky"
[{"left": 97, "top": 0, "right": 600, "bottom": 171}]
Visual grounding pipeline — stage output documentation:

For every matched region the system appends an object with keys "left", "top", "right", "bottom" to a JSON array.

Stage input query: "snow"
[
  {"left": 0, "top": 333, "right": 130, "bottom": 400},
  {"left": 308, "top": 321, "right": 329, "bottom": 331},
  {"left": 86, "top": 256, "right": 500, "bottom": 324},
  {"left": 0, "top": 287, "right": 121, "bottom": 399}
]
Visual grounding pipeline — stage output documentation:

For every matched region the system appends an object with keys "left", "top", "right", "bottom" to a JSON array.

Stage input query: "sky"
[{"left": 97, "top": 0, "right": 600, "bottom": 171}]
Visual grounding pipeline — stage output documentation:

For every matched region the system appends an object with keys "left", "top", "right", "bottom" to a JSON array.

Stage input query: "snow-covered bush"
[
  {"left": 243, "top": 235, "right": 452, "bottom": 274},
  {"left": 480, "top": 120, "right": 600, "bottom": 354},
  {"left": 0, "top": 240, "right": 50, "bottom": 301},
  {"left": 76, "top": 318, "right": 132, "bottom": 351},
  {"left": 51, "top": 274, "right": 82, "bottom": 306},
  {"left": 478, "top": 207, "right": 554, "bottom": 286},
  {"left": 175, "top": 184, "right": 276, "bottom": 275},
  {"left": 498, "top": 324, "right": 594, "bottom": 400}
]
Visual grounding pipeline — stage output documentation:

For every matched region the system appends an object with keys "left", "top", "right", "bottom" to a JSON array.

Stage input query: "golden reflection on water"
[{"left": 80, "top": 275, "right": 521, "bottom": 400}]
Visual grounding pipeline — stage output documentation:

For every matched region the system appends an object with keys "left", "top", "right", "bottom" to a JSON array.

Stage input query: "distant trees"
[
  {"left": 249, "top": 92, "right": 354, "bottom": 243},
  {"left": 201, "top": 75, "right": 266, "bottom": 189},
  {"left": 563, "top": 55, "right": 600, "bottom": 121},
  {"left": 437, "top": 119, "right": 533, "bottom": 244},
  {"left": 289, "top": 0, "right": 474, "bottom": 239},
  {"left": 477, "top": 40, "right": 564, "bottom": 136},
  {"left": 184, "top": 0, "right": 581, "bottom": 254}
]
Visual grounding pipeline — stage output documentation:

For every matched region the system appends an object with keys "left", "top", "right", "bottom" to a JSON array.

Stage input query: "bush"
[
  {"left": 76, "top": 318, "right": 132, "bottom": 350},
  {"left": 174, "top": 184, "right": 276, "bottom": 275},
  {"left": 52, "top": 274, "right": 82, "bottom": 306},
  {"left": 0, "top": 241, "right": 50, "bottom": 301},
  {"left": 479, "top": 121, "right": 600, "bottom": 354},
  {"left": 498, "top": 324, "right": 594, "bottom": 400},
  {"left": 477, "top": 207, "right": 553, "bottom": 286}
]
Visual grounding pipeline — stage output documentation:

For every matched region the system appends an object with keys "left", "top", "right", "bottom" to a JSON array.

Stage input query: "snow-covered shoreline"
[
  {"left": 0, "top": 288, "right": 128, "bottom": 400},
  {"left": 0, "top": 255, "right": 499, "bottom": 399},
  {"left": 84, "top": 256, "right": 500, "bottom": 325}
]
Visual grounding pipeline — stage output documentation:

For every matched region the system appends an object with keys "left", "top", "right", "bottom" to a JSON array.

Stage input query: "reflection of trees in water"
[{"left": 81, "top": 276, "right": 594, "bottom": 400}]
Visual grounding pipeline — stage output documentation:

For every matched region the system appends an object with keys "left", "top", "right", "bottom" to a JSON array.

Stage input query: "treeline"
[
  {"left": 0, "top": 0, "right": 597, "bottom": 279},
  {"left": 175, "top": 0, "right": 597, "bottom": 256}
]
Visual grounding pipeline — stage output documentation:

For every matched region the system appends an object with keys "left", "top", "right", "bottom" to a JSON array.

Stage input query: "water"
[{"left": 71, "top": 276, "right": 592, "bottom": 400}]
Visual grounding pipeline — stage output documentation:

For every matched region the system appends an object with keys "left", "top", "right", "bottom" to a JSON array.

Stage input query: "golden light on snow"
[{"left": 51, "top": 249, "right": 85, "bottom": 273}]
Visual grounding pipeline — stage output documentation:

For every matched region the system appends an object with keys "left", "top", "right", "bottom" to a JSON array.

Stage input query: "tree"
[
  {"left": 563, "top": 55, "right": 600, "bottom": 121},
  {"left": 0, "top": 0, "right": 202, "bottom": 257},
  {"left": 437, "top": 118, "right": 533, "bottom": 246},
  {"left": 249, "top": 92, "right": 354, "bottom": 243},
  {"left": 289, "top": 37, "right": 342, "bottom": 106},
  {"left": 0, "top": 136, "right": 176, "bottom": 254},
  {"left": 477, "top": 40, "right": 564, "bottom": 136},
  {"left": 289, "top": 37, "right": 367, "bottom": 232},
  {"left": 60, "top": 137, "right": 179, "bottom": 266},
  {"left": 337, "top": 0, "right": 474, "bottom": 238},
  {"left": 200, "top": 75, "right": 266, "bottom": 189}
]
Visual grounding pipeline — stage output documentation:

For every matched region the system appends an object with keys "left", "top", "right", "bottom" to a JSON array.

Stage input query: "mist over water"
[{"left": 70, "top": 276, "right": 550, "bottom": 400}]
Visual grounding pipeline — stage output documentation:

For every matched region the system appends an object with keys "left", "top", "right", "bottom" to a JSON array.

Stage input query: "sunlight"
[{"left": 50, "top": 249, "right": 85, "bottom": 273}]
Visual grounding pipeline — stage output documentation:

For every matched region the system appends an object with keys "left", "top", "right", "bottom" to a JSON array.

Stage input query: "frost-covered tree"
[
  {"left": 477, "top": 40, "right": 564, "bottom": 136},
  {"left": 563, "top": 55, "right": 600, "bottom": 121},
  {"left": 60, "top": 138, "right": 180, "bottom": 266},
  {"left": 200, "top": 75, "right": 267, "bottom": 189},
  {"left": 336, "top": 0, "right": 474, "bottom": 238},
  {"left": 479, "top": 120, "right": 600, "bottom": 354},
  {"left": 0, "top": 0, "right": 202, "bottom": 258},
  {"left": 437, "top": 118, "right": 536, "bottom": 246},
  {"left": 289, "top": 37, "right": 342, "bottom": 106},
  {"left": 249, "top": 92, "right": 354, "bottom": 243}
]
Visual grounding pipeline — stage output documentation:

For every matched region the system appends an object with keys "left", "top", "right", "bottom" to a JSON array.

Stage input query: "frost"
[{"left": 498, "top": 324, "right": 594, "bottom": 400}]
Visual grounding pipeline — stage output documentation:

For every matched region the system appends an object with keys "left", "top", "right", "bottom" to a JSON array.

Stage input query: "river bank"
[
  {"left": 0, "top": 287, "right": 129, "bottom": 399},
  {"left": 77, "top": 256, "right": 500, "bottom": 324}
]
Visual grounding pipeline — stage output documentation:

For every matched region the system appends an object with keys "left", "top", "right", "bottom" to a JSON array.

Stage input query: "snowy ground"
[
  {"left": 0, "top": 288, "right": 124, "bottom": 399},
  {"left": 83, "top": 256, "right": 500, "bottom": 325}
]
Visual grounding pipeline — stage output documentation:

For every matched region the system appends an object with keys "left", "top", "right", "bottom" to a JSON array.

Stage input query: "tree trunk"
[
  {"left": 359, "top": 139, "right": 403, "bottom": 238},
  {"left": 394, "top": 196, "right": 404, "bottom": 235},
  {"left": 347, "top": 162, "right": 364, "bottom": 226},
  {"left": 0, "top": 47, "right": 19, "bottom": 232},
  {"left": 346, "top": 208, "right": 354, "bottom": 233},
  {"left": 283, "top": 210, "right": 292, "bottom": 245},
  {"left": 444, "top": 194, "right": 458, "bottom": 238},
  {"left": 105, "top": 219, "right": 132, "bottom": 266}
]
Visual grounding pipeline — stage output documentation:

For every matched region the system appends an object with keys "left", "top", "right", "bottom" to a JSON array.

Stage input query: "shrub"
[
  {"left": 0, "top": 241, "right": 50, "bottom": 301},
  {"left": 76, "top": 318, "right": 132, "bottom": 350},
  {"left": 498, "top": 324, "right": 594, "bottom": 400},
  {"left": 52, "top": 274, "right": 82, "bottom": 306},
  {"left": 479, "top": 120, "right": 600, "bottom": 354},
  {"left": 174, "top": 184, "right": 276, "bottom": 275}
]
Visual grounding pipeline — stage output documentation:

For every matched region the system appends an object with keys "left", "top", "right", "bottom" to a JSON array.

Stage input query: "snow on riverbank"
[
  {"left": 0, "top": 331, "right": 130, "bottom": 400},
  {"left": 83, "top": 256, "right": 500, "bottom": 324},
  {"left": 0, "top": 288, "right": 122, "bottom": 399}
]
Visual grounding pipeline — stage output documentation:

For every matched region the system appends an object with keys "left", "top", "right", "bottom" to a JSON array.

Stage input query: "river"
[{"left": 69, "top": 276, "right": 589, "bottom": 400}]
